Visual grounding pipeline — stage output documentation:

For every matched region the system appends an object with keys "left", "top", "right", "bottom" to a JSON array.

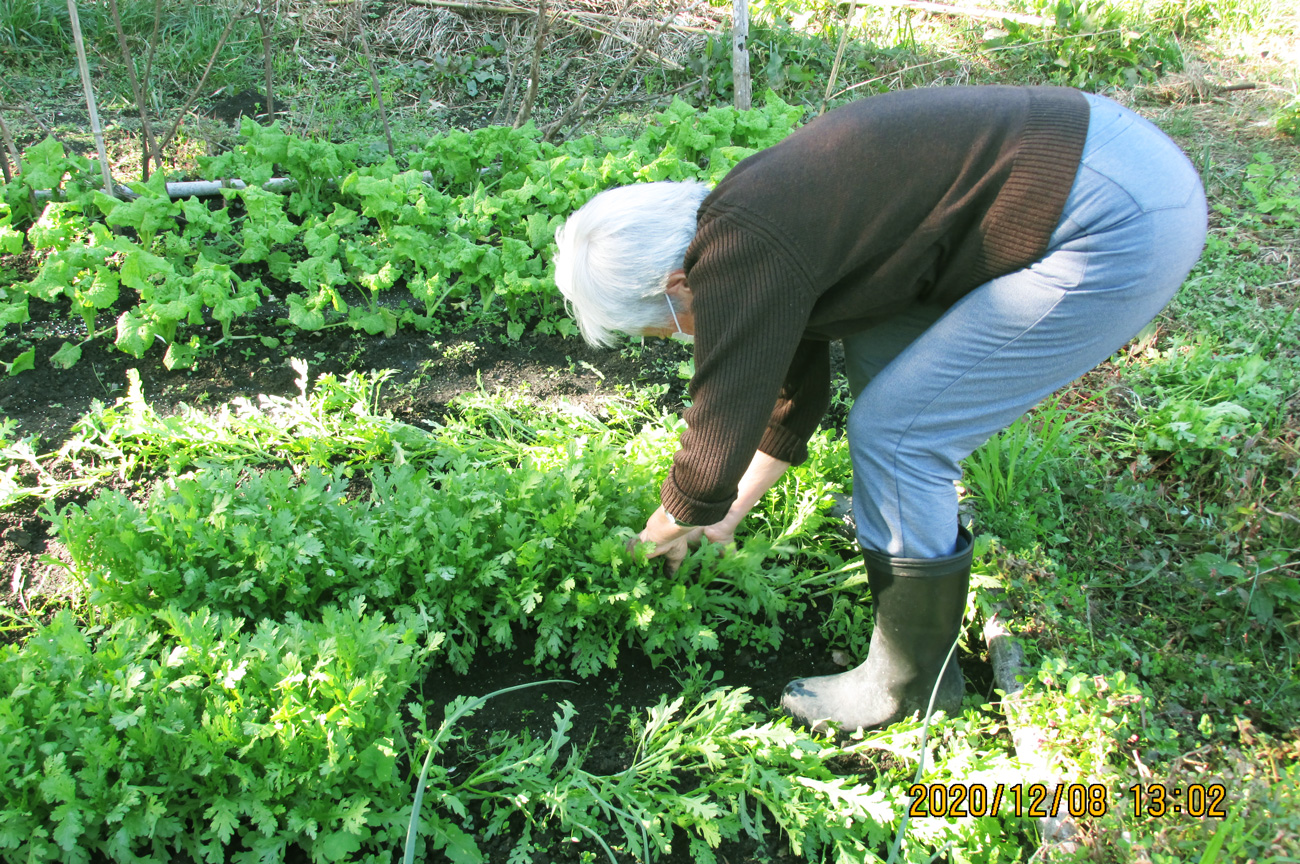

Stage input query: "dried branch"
[
  {"left": 67, "top": 0, "right": 114, "bottom": 195},
  {"left": 541, "top": 1, "right": 634, "bottom": 143},
  {"left": 142, "top": 0, "right": 164, "bottom": 103},
  {"left": 513, "top": 0, "right": 549, "bottom": 128},
  {"left": 108, "top": 0, "right": 162, "bottom": 181},
  {"left": 353, "top": 0, "right": 395, "bottom": 158},
  {"left": 570, "top": 2, "right": 682, "bottom": 135},
  {"left": 158, "top": 12, "right": 240, "bottom": 156}
]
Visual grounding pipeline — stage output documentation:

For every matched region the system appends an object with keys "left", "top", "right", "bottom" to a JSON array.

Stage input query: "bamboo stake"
[
  {"left": 158, "top": 13, "right": 240, "bottom": 156},
  {"left": 820, "top": 0, "right": 857, "bottom": 115},
  {"left": 108, "top": 0, "right": 162, "bottom": 182},
  {"left": 732, "top": 0, "right": 750, "bottom": 111},
  {"left": 67, "top": 0, "right": 114, "bottom": 195},
  {"left": 353, "top": 0, "right": 395, "bottom": 157},
  {"left": 513, "top": 0, "right": 549, "bottom": 128}
]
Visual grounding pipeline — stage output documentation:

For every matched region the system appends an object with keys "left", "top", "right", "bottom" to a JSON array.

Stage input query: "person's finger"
[{"left": 664, "top": 540, "right": 687, "bottom": 573}]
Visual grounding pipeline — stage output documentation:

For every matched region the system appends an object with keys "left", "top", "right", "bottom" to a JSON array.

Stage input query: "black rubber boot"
[{"left": 781, "top": 526, "right": 973, "bottom": 734}]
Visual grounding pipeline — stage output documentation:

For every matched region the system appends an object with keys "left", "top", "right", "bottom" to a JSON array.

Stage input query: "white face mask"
[{"left": 666, "top": 294, "right": 694, "bottom": 345}]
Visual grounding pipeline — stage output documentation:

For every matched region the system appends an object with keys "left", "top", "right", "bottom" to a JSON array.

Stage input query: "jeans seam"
[{"left": 882, "top": 287, "right": 1069, "bottom": 556}]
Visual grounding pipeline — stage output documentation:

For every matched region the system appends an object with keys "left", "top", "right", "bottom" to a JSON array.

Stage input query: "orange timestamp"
[{"left": 908, "top": 782, "right": 1111, "bottom": 818}]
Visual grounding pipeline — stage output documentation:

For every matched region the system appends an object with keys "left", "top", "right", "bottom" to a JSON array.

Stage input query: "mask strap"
[{"left": 666, "top": 294, "right": 684, "bottom": 335}]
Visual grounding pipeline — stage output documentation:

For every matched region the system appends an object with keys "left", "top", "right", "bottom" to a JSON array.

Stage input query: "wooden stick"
[
  {"left": 67, "top": 0, "right": 114, "bottom": 195},
  {"left": 257, "top": 3, "right": 276, "bottom": 118},
  {"left": 0, "top": 112, "right": 19, "bottom": 181},
  {"left": 352, "top": 0, "right": 395, "bottom": 157},
  {"left": 983, "top": 613, "right": 1081, "bottom": 853},
  {"left": 732, "top": 0, "right": 750, "bottom": 111},
  {"left": 139, "top": 0, "right": 165, "bottom": 173},
  {"left": 159, "top": 13, "right": 240, "bottom": 156},
  {"left": 108, "top": 0, "right": 162, "bottom": 182},
  {"left": 513, "top": 0, "right": 549, "bottom": 128},
  {"left": 820, "top": 0, "right": 857, "bottom": 115}
]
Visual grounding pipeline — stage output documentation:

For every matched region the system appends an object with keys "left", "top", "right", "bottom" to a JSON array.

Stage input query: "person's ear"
[{"left": 665, "top": 269, "right": 691, "bottom": 299}]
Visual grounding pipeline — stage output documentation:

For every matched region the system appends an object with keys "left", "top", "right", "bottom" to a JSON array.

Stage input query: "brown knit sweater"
[{"left": 661, "top": 85, "right": 1090, "bottom": 527}]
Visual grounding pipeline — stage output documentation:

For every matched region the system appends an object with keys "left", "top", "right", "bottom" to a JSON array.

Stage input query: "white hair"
[{"left": 553, "top": 180, "right": 709, "bottom": 347}]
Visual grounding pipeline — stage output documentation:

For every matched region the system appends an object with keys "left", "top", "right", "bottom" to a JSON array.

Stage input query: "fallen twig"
[
  {"left": 983, "top": 611, "right": 1081, "bottom": 856},
  {"left": 388, "top": 0, "right": 714, "bottom": 34},
  {"left": 873, "top": 0, "right": 1051, "bottom": 26}
]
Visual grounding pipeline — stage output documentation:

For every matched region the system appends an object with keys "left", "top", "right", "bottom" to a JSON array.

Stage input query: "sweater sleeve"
[
  {"left": 660, "top": 218, "right": 820, "bottom": 526},
  {"left": 759, "top": 338, "right": 831, "bottom": 465}
]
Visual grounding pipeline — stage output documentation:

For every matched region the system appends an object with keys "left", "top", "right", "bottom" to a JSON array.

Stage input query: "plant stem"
[
  {"left": 108, "top": 0, "right": 162, "bottom": 182},
  {"left": 67, "top": 0, "right": 115, "bottom": 196}
]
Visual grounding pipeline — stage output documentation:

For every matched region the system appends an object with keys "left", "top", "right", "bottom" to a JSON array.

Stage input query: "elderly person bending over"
[{"left": 553, "top": 85, "right": 1206, "bottom": 733}]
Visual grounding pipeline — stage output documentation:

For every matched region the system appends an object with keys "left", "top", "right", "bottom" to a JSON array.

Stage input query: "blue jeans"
[{"left": 844, "top": 93, "right": 1208, "bottom": 559}]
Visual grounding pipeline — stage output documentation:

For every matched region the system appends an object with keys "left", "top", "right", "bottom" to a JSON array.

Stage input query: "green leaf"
[
  {"left": 0, "top": 298, "right": 29, "bottom": 326},
  {"left": 50, "top": 342, "right": 82, "bottom": 369},
  {"left": 316, "top": 829, "right": 363, "bottom": 861},
  {"left": 6, "top": 348, "right": 35, "bottom": 376},
  {"left": 51, "top": 805, "right": 83, "bottom": 851},
  {"left": 287, "top": 294, "right": 327, "bottom": 331},
  {"left": 350, "top": 307, "right": 398, "bottom": 337},
  {"left": 432, "top": 824, "right": 483, "bottom": 864},
  {"left": 115, "top": 309, "right": 154, "bottom": 358},
  {"left": 163, "top": 339, "right": 200, "bottom": 370}
]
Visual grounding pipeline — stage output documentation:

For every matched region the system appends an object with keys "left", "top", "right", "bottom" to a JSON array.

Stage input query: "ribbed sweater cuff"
[
  {"left": 758, "top": 424, "right": 809, "bottom": 466},
  {"left": 660, "top": 470, "right": 734, "bottom": 528}
]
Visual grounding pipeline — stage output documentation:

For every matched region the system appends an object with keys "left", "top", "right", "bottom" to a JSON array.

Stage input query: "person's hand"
[{"left": 633, "top": 506, "right": 702, "bottom": 573}]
